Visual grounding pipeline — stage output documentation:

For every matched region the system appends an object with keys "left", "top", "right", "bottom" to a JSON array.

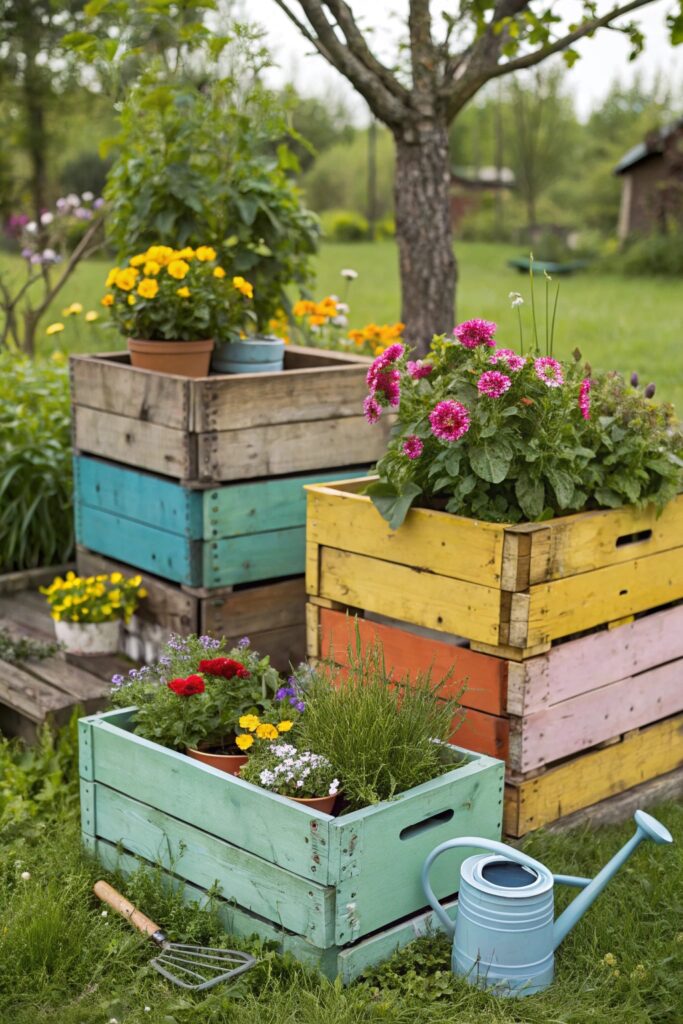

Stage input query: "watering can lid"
[
  {"left": 462, "top": 853, "right": 554, "bottom": 898},
  {"left": 635, "top": 810, "right": 673, "bottom": 845}
]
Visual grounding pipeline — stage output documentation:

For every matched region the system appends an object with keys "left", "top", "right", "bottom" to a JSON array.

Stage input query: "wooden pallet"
[
  {"left": 80, "top": 707, "right": 503, "bottom": 980},
  {"left": 76, "top": 547, "right": 307, "bottom": 669},
  {"left": 70, "top": 349, "right": 392, "bottom": 485}
]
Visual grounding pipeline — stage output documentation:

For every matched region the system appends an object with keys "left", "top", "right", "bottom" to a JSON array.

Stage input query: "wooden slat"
[
  {"left": 0, "top": 658, "right": 77, "bottom": 725},
  {"left": 70, "top": 354, "right": 191, "bottom": 429},
  {"left": 317, "top": 547, "right": 502, "bottom": 647},
  {"left": 504, "top": 713, "right": 683, "bottom": 836},
  {"left": 198, "top": 417, "right": 390, "bottom": 483},
  {"left": 73, "top": 406, "right": 195, "bottom": 479},
  {"left": 282, "top": 345, "right": 371, "bottom": 369},
  {"left": 307, "top": 483, "right": 505, "bottom": 589},
  {"left": 0, "top": 564, "right": 75, "bottom": 595},
  {"left": 0, "top": 592, "right": 55, "bottom": 639},
  {"left": 525, "top": 546, "right": 683, "bottom": 647},
  {"left": 205, "top": 528, "right": 305, "bottom": 587},
  {"left": 240, "top": 623, "right": 306, "bottom": 671},
  {"left": 506, "top": 603, "right": 683, "bottom": 716},
  {"left": 200, "top": 577, "right": 306, "bottom": 635}
]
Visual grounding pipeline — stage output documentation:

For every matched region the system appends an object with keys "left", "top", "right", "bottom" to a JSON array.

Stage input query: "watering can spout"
[{"left": 552, "top": 810, "right": 673, "bottom": 951}]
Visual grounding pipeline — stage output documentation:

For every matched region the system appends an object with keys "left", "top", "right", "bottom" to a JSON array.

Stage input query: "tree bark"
[{"left": 393, "top": 119, "right": 456, "bottom": 356}]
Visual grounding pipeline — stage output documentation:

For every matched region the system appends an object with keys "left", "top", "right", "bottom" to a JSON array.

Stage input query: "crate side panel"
[
  {"left": 70, "top": 355, "right": 190, "bottom": 429},
  {"left": 318, "top": 548, "right": 501, "bottom": 647},
  {"left": 332, "top": 757, "right": 504, "bottom": 944},
  {"left": 307, "top": 487, "right": 505, "bottom": 589},
  {"left": 75, "top": 456, "right": 202, "bottom": 538},
  {"left": 74, "top": 406, "right": 193, "bottom": 479},
  {"left": 236, "top": 623, "right": 306, "bottom": 672},
  {"left": 509, "top": 657, "right": 683, "bottom": 772},
  {"left": 92, "top": 783, "right": 335, "bottom": 946},
  {"left": 504, "top": 713, "right": 683, "bottom": 836},
  {"left": 200, "top": 577, "right": 306, "bottom": 634},
  {"left": 89, "top": 718, "right": 330, "bottom": 882},
  {"left": 456, "top": 708, "right": 509, "bottom": 761},
  {"left": 206, "top": 528, "right": 305, "bottom": 587},
  {"left": 77, "top": 505, "right": 201, "bottom": 586},
  {"left": 526, "top": 547, "right": 683, "bottom": 646},
  {"left": 319, "top": 608, "right": 507, "bottom": 715}
]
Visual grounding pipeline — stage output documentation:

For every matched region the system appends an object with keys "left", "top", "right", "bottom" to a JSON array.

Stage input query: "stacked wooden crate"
[
  {"left": 305, "top": 477, "right": 683, "bottom": 836},
  {"left": 70, "top": 348, "right": 387, "bottom": 667}
]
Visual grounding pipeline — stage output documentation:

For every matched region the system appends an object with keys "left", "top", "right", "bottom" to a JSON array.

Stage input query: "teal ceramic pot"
[{"left": 212, "top": 335, "right": 285, "bottom": 374}]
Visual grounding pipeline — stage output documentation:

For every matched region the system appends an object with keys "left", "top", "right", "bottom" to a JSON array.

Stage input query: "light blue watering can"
[{"left": 422, "top": 810, "right": 673, "bottom": 996}]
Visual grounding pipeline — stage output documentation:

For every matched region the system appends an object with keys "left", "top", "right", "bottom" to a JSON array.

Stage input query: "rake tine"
[{"left": 159, "top": 952, "right": 233, "bottom": 974}]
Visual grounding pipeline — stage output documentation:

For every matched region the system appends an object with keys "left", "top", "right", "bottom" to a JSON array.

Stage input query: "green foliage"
[
  {"left": 0, "top": 627, "right": 59, "bottom": 665},
  {"left": 303, "top": 127, "right": 395, "bottom": 220},
  {"left": 60, "top": 149, "right": 113, "bottom": 197},
  {"left": 0, "top": 352, "right": 73, "bottom": 571},
  {"left": 296, "top": 638, "right": 462, "bottom": 809},
  {"left": 240, "top": 742, "right": 340, "bottom": 801},
  {"left": 611, "top": 233, "right": 683, "bottom": 276},
  {"left": 104, "top": 74, "right": 319, "bottom": 327},
  {"left": 319, "top": 209, "right": 369, "bottom": 242}
]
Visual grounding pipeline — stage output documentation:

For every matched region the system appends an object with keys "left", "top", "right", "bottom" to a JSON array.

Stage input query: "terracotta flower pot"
[
  {"left": 186, "top": 745, "right": 247, "bottom": 776},
  {"left": 54, "top": 619, "right": 121, "bottom": 656},
  {"left": 128, "top": 338, "right": 214, "bottom": 378},
  {"left": 288, "top": 793, "right": 338, "bottom": 814}
]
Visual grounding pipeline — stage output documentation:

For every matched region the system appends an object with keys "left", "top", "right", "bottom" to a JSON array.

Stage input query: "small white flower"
[
  {"left": 101, "top": 910, "right": 108, "bottom": 917},
  {"left": 42, "top": 248, "right": 58, "bottom": 262},
  {"left": 509, "top": 291, "right": 524, "bottom": 308},
  {"left": 341, "top": 268, "right": 358, "bottom": 280},
  {"left": 66, "top": 193, "right": 80, "bottom": 206},
  {"left": 25, "top": 221, "right": 37, "bottom": 233},
  {"left": 40, "top": 211, "right": 54, "bottom": 225},
  {"left": 332, "top": 315, "right": 348, "bottom": 328},
  {"left": 20, "top": 871, "right": 31, "bottom": 880},
  {"left": 144, "top": 1008, "right": 151, "bottom": 1013},
  {"left": 336, "top": 302, "right": 349, "bottom": 314},
  {"left": 81, "top": 191, "right": 94, "bottom": 202}
]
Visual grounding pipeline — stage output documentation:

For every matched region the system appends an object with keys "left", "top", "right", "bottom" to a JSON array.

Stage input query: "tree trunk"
[{"left": 393, "top": 120, "right": 456, "bottom": 356}]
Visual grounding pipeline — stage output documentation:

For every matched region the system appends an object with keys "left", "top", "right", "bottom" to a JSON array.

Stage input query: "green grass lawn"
[
  {"left": 1, "top": 722, "right": 682, "bottom": 1024},
  {"left": 2, "top": 242, "right": 682, "bottom": 408}
]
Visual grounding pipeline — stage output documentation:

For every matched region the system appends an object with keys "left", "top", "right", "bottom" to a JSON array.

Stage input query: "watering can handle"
[{"left": 421, "top": 837, "right": 550, "bottom": 936}]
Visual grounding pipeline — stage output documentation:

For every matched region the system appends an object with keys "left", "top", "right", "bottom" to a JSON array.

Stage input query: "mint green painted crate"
[
  {"left": 74, "top": 455, "right": 369, "bottom": 588},
  {"left": 80, "top": 708, "right": 504, "bottom": 981}
]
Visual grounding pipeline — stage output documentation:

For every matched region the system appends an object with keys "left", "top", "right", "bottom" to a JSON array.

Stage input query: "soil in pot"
[
  {"left": 186, "top": 742, "right": 247, "bottom": 776},
  {"left": 128, "top": 338, "right": 214, "bottom": 378}
]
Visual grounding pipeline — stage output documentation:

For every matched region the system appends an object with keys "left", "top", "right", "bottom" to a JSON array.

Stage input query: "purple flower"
[
  {"left": 128, "top": 669, "right": 138, "bottom": 678},
  {"left": 20, "top": 247, "right": 32, "bottom": 260},
  {"left": 477, "top": 370, "right": 512, "bottom": 398},
  {"left": 363, "top": 395, "right": 382, "bottom": 424},
  {"left": 276, "top": 686, "right": 295, "bottom": 701},
  {"left": 453, "top": 318, "right": 497, "bottom": 349},
  {"left": 630, "top": 372, "right": 639, "bottom": 387},
  {"left": 645, "top": 383, "right": 656, "bottom": 398},
  {"left": 159, "top": 656, "right": 171, "bottom": 666},
  {"left": 407, "top": 360, "right": 433, "bottom": 380},
  {"left": 402, "top": 435, "right": 424, "bottom": 459},
  {"left": 111, "top": 674, "right": 124, "bottom": 688},
  {"left": 295, "top": 701, "right": 305, "bottom": 712},
  {"left": 237, "top": 636, "right": 250, "bottom": 649},
  {"left": 94, "top": 197, "right": 105, "bottom": 209}
]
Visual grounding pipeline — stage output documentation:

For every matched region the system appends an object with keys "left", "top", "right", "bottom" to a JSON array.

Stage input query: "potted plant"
[
  {"left": 101, "top": 245, "right": 255, "bottom": 377},
  {"left": 110, "top": 634, "right": 285, "bottom": 776},
  {"left": 40, "top": 570, "right": 145, "bottom": 655}
]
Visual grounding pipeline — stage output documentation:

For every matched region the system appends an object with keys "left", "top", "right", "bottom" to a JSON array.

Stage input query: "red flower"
[
  {"left": 198, "top": 657, "right": 250, "bottom": 680},
  {"left": 168, "top": 674, "right": 205, "bottom": 697}
]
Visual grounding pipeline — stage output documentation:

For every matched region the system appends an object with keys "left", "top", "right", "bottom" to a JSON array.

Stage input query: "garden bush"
[
  {"left": 319, "top": 208, "right": 369, "bottom": 242},
  {"left": 0, "top": 353, "right": 73, "bottom": 572},
  {"left": 613, "top": 232, "right": 683, "bottom": 276}
]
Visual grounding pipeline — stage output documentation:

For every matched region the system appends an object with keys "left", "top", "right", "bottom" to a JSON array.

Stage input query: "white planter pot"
[{"left": 54, "top": 619, "right": 122, "bottom": 656}]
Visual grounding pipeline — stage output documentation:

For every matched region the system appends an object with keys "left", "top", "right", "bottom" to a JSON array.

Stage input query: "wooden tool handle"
[{"left": 93, "top": 880, "right": 165, "bottom": 942}]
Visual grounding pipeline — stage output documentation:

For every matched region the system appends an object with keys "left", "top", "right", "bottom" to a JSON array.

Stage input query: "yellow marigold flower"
[
  {"left": 196, "top": 245, "right": 217, "bottom": 262},
  {"left": 85, "top": 311, "right": 99, "bottom": 323},
  {"left": 176, "top": 286, "right": 191, "bottom": 298},
  {"left": 348, "top": 329, "right": 365, "bottom": 346},
  {"left": 235, "top": 734, "right": 254, "bottom": 751},
  {"left": 105, "top": 267, "right": 119, "bottom": 287},
  {"left": 293, "top": 299, "right": 316, "bottom": 317},
  {"left": 129, "top": 254, "right": 147, "bottom": 267},
  {"left": 138, "top": 587, "right": 148, "bottom": 598},
  {"left": 138, "top": 277, "right": 159, "bottom": 299},
  {"left": 127, "top": 295, "right": 136, "bottom": 306},
  {"left": 176, "top": 247, "right": 195, "bottom": 259},
  {"left": 101, "top": 294, "right": 114, "bottom": 307},
  {"left": 46, "top": 323, "right": 65, "bottom": 336},
  {"left": 143, "top": 260, "right": 161, "bottom": 276},
  {"left": 130, "top": 575, "right": 142, "bottom": 586},
  {"left": 213, "top": 266, "right": 226, "bottom": 279},
  {"left": 167, "top": 259, "right": 190, "bottom": 280},
  {"left": 145, "top": 245, "right": 174, "bottom": 266},
  {"left": 239, "top": 714, "right": 260, "bottom": 732},
  {"left": 256, "top": 723, "right": 279, "bottom": 740},
  {"left": 102, "top": 604, "right": 112, "bottom": 615},
  {"left": 62, "top": 302, "right": 83, "bottom": 317},
  {"left": 308, "top": 314, "right": 326, "bottom": 327},
  {"left": 232, "top": 276, "right": 253, "bottom": 299},
  {"left": 277, "top": 720, "right": 294, "bottom": 733},
  {"left": 114, "top": 268, "right": 138, "bottom": 292},
  {"left": 110, "top": 573, "right": 123, "bottom": 584},
  {"left": 51, "top": 350, "right": 67, "bottom": 364}
]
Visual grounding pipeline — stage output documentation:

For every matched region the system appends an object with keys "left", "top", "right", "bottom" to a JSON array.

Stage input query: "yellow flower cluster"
[
  {"left": 292, "top": 296, "right": 339, "bottom": 328},
  {"left": 46, "top": 303, "right": 99, "bottom": 336},
  {"left": 268, "top": 309, "right": 290, "bottom": 344},
  {"left": 347, "top": 321, "right": 405, "bottom": 356},
  {"left": 40, "top": 571, "right": 146, "bottom": 624},
  {"left": 235, "top": 714, "right": 294, "bottom": 751}
]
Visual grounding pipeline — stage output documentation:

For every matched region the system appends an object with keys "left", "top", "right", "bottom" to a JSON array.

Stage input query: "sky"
[{"left": 237, "top": 0, "right": 683, "bottom": 122}]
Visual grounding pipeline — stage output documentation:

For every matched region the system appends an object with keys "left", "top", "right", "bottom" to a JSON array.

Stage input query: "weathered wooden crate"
[
  {"left": 76, "top": 547, "right": 306, "bottom": 670},
  {"left": 70, "top": 349, "right": 391, "bottom": 485},
  {"left": 80, "top": 708, "right": 504, "bottom": 980},
  {"left": 74, "top": 455, "right": 369, "bottom": 589},
  {"left": 306, "top": 477, "right": 683, "bottom": 658}
]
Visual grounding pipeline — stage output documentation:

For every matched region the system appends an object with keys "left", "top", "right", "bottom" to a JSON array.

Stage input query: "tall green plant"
[{"left": 0, "top": 353, "right": 73, "bottom": 572}]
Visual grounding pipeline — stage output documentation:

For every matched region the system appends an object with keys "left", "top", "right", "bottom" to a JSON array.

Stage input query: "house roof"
[{"left": 614, "top": 118, "right": 683, "bottom": 175}]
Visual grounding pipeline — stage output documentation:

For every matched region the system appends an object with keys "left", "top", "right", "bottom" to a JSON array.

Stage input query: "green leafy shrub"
[
  {"left": 0, "top": 353, "right": 73, "bottom": 571},
  {"left": 614, "top": 233, "right": 683, "bottom": 276},
  {"left": 319, "top": 208, "right": 369, "bottom": 241}
]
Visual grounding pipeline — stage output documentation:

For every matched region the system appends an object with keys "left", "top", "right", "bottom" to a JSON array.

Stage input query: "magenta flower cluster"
[
  {"left": 534, "top": 357, "right": 564, "bottom": 388},
  {"left": 477, "top": 370, "right": 512, "bottom": 398},
  {"left": 402, "top": 435, "right": 424, "bottom": 459},
  {"left": 364, "top": 343, "right": 404, "bottom": 422},
  {"left": 490, "top": 348, "right": 526, "bottom": 372},
  {"left": 407, "top": 360, "right": 433, "bottom": 379},
  {"left": 453, "top": 318, "right": 496, "bottom": 349},
  {"left": 578, "top": 378, "right": 592, "bottom": 420},
  {"left": 429, "top": 400, "right": 471, "bottom": 442}
]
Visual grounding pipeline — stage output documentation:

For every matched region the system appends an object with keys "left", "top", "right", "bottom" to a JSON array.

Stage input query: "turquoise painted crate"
[
  {"left": 80, "top": 708, "right": 504, "bottom": 980},
  {"left": 74, "top": 456, "right": 369, "bottom": 588}
]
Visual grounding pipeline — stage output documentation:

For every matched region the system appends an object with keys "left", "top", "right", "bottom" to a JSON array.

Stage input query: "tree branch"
[
  {"left": 408, "top": 0, "right": 436, "bottom": 107},
  {"left": 323, "top": 1, "right": 409, "bottom": 103}
]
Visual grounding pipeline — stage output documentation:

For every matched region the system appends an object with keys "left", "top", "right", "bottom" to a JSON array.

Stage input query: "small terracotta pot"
[
  {"left": 288, "top": 793, "right": 338, "bottom": 814},
  {"left": 186, "top": 745, "right": 247, "bottom": 776},
  {"left": 128, "top": 338, "right": 214, "bottom": 378}
]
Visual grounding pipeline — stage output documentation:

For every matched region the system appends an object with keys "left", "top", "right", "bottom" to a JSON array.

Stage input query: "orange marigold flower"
[
  {"left": 232, "top": 275, "right": 253, "bottom": 299},
  {"left": 101, "top": 294, "right": 114, "bottom": 307}
]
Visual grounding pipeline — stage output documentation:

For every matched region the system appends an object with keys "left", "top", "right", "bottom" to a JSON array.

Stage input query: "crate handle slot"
[
  {"left": 400, "top": 809, "right": 454, "bottom": 841},
  {"left": 615, "top": 529, "right": 652, "bottom": 548}
]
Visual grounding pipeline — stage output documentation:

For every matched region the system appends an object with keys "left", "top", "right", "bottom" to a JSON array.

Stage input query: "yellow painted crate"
[{"left": 305, "top": 477, "right": 683, "bottom": 658}]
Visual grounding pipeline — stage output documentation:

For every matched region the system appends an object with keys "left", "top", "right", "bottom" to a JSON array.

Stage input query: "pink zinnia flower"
[
  {"left": 489, "top": 348, "right": 526, "bottom": 372},
  {"left": 578, "top": 378, "right": 592, "bottom": 420},
  {"left": 402, "top": 435, "right": 424, "bottom": 459},
  {"left": 534, "top": 357, "right": 564, "bottom": 388},
  {"left": 477, "top": 370, "right": 512, "bottom": 398},
  {"left": 363, "top": 395, "right": 382, "bottom": 424},
  {"left": 407, "top": 360, "right": 433, "bottom": 380},
  {"left": 429, "top": 400, "right": 471, "bottom": 442},
  {"left": 453, "top": 318, "right": 497, "bottom": 349},
  {"left": 381, "top": 342, "right": 404, "bottom": 363}
]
